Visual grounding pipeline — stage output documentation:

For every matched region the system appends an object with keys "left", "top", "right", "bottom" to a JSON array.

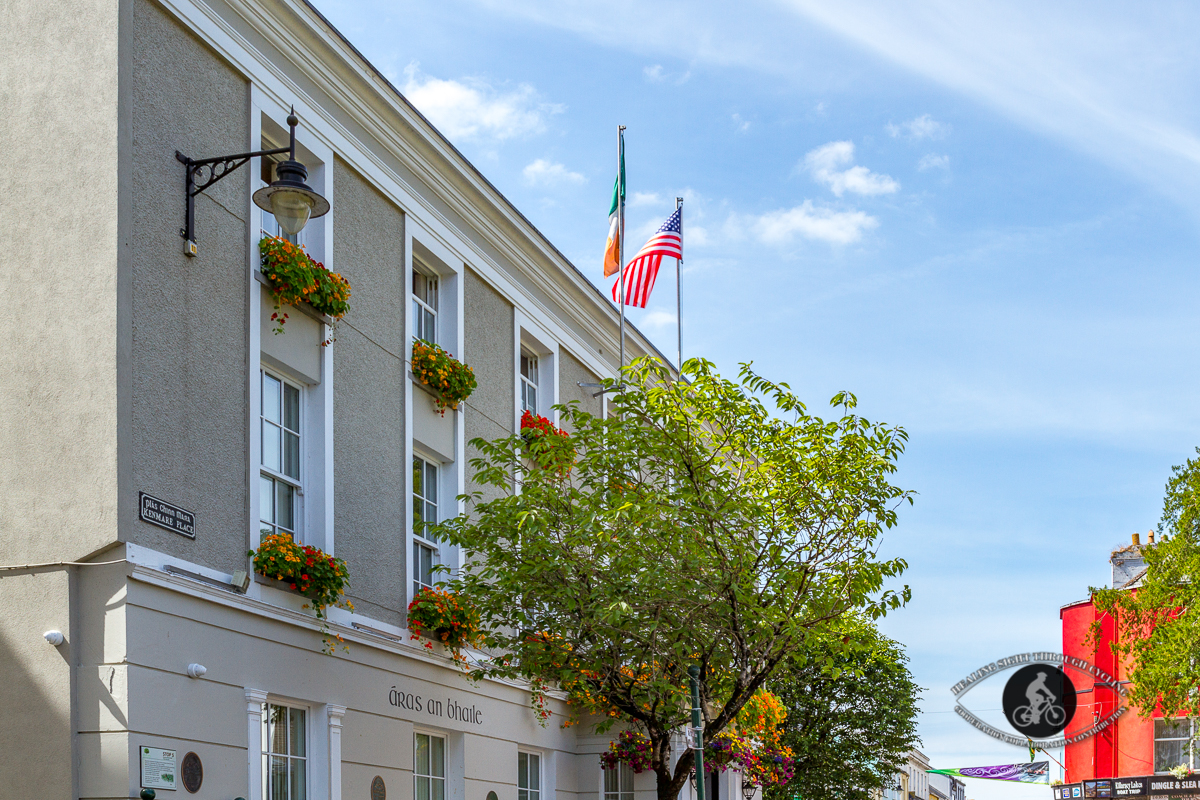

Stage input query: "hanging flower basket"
[
  {"left": 249, "top": 533, "right": 353, "bottom": 653},
  {"left": 259, "top": 235, "right": 351, "bottom": 342},
  {"left": 521, "top": 411, "right": 574, "bottom": 473},
  {"left": 411, "top": 339, "right": 477, "bottom": 415},
  {"left": 600, "top": 730, "right": 654, "bottom": 774},
  {"left": 407, "top": 586, "right": 480, "bottom": 652}
]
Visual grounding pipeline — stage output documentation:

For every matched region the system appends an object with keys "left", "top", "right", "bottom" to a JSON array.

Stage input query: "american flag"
[{"left": 612, "top": 207, "right": 682, "bottom": 308}]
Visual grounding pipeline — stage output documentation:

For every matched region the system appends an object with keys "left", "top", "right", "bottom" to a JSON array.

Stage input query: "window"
[
  {"left": 413, "top": 269, "right": 438, "bottom": 344},
  {"left": 519, "top": 753, "right": 541, "bottom": 800},
  {"left": 604, "top": 763, "right": 633, "bottom": 800},
  {"left": 262, "top": 702, "right": 306, "bottom": 800},
  {"left": 520, "top": 350, "right": 539, "bottom": 414},
  {"left": 261, "top": 371, "right": 301, "bottom": 541},
  {"left": 415, "top": 733, "right": 446, "bottom": 800},
  {"left": 1156, "top": 717, "right": 1195, "bottom": 773},
  {"left": 413, "top": 455, "right": 439, "bottom": 594}
]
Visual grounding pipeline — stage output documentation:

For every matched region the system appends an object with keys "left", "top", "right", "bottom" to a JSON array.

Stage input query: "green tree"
[
  {"left": 437, "top": 358, "right": 913, "bottom": 800},
  {"left": 766, "top": 619, "right": 921, "bottom": 800},
  {"left": 1094, "top": 448, "right": 1200, "bottom": 719}
]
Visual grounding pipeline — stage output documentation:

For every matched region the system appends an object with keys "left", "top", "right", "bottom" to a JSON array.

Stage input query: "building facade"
[{"left": 1, "top": 0, "right": 677, "bottom": 798}]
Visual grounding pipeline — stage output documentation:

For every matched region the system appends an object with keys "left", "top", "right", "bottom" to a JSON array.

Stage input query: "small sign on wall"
[
  {"left": 141, "top": 746, "right": 177, "bottom": 791},
  {"left": 139, "top": 493, "right": 196, "bottom": 538}
]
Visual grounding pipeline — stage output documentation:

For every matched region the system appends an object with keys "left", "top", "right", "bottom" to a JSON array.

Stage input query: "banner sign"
[{"left": 930, "top": 762, "right": 1049, "bottom": 784}]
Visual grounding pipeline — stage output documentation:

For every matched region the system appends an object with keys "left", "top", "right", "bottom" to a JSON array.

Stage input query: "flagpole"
[
  {"left": 675, "top": 196, "right": 683, "bottom": 372},
  {"left": 618, "top": 126, "right": 626, "bottom": 373}
]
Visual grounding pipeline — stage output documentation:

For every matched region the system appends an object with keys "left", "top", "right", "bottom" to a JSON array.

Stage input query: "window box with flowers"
[
  {"left": 407, "top": 586, "right": 479, "bottom": 664},
  {"left": 249, "top": 532, "right": 353, "bottom": 653},
  {"left": 411, "top": 339, "right": 477, "bottom": 415},
  {"left": 521, "top": 410, "right": 574, "bottom": 474},
  {"left": 259, "top": 235, "right": 351, "bottom": 343}
]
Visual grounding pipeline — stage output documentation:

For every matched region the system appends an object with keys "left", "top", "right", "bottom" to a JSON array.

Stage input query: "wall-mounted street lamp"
[{"left": 175, "top": 107, "right": 329, "bottom": 257}]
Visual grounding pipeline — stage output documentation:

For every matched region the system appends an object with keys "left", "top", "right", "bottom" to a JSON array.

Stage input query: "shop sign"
[
  {"left": 141, "top": 746, "right": 177, "bottom": 791},
  {"left": 389, "top": 685, "right": 484, "bottom": 724},
  {"left": 139, "top": 492, "right": 196, "bottom": 538},
  {"left": 1056, "top": 778, "right": 1200, "bottom": 799},
  {"left": 951, "top": 652, "right": 1128, "bottom": 748}
]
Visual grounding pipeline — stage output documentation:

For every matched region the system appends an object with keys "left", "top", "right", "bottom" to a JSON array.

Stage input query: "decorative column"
[
  {"left": 328, "top": 704, "right": 347, "bottom": 800},
  {"left": 246, "top": 689, "right": 269, "bottom": 800}
]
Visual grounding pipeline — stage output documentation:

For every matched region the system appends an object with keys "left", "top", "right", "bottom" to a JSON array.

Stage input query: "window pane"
[
  {"left": 605, "top": 768, "right": 618, "bottom": 795},
  {"left": 284, "top": 384, "right": 300, "bottom": 432},
  {"left": 290, "top": 757, "right": 306, "bottom": 800},
  {"left": 416, "top": 778, "right": 430, "bottom": 800},
  {"left": 1157, "top": 718, "right": 1190, "bottom": 738},
  {"left": 529, "top": 755, "right": 540, "bottom": 790},
  {"left": 269, "top": 754, "right": 289, "bottom": 800},
  {"left": 519, "top": 753, "right": 528, "bottom": 789},
  {"left": 431, "top": 735, "right": 445, "bottom": 778},
  {"left": 263, "top": 422, "right": 282, "bottom": 471},
  {"left": 267, "top": 704, "right": 288, "bottom": 754},
  {"left": 619, "top": 763, "right": 633, "bottom": 793},
  {"left": 413, "top": 457, "right": 423, "bottom": 501},
  {"left": 289, "top": 708, "right": 306, "bottom": 756},
  {"left": 263, "top": 374, "right": 282, "bottom": 423},
  {"left": 528, "top": 385, "right": 537, "bottom": 414},
  {"left": 1157, "top": 739, "right": 1185, "bottom": 772},
  {"left": 260, "top": 476, "right": 275, "bottom": 525},
  {"left": 426, "top": 463, "right": 438, "bottom": 507},
  {"left": 433, "top": 778, "right": 445, "bottom": 800},
  {"left": 416, "top": 734, "right": 430, "bottom": 775},
  {"left": 276, "top": 482, "right": 294, "bottom": 531},
  {"left": 284, "top": 432, "right": 300, "bottom": 479}
]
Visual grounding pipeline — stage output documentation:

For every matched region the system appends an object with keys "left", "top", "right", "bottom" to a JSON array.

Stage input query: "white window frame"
[
  {"left": 260, "top": 369, "right": 303, "bottom": 542},
  {"left": 515, "top": 314, "right": 560, "bottom": 431},
  {"left": 412, "top": 262, "right": 439, "bottom": 345},
  {"left": 412, "top": 451, "right": 440, "bottom": 595},
  {"left": 520, "top": 349, "right": 539, "bottom": 416},
  {"left": 414, "top": 731, "right": 447, "bottom": 800},
  {"left": 248, "top": 93, "right": 335, "bottom": 569},
  {"left": 1155, "top": 717, "right": 1196, "bottom": 773},
  {"left": 262, "top": 700, "right": 309, "bottom": 800},
  {"left": 519, "top": 751, "right": 542, "bottom": 800},
  {"left": 603, "top": 762, "right": 634, "bottom": 800}
]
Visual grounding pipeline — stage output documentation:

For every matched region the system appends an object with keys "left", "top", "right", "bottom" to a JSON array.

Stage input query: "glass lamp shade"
[
  {"left": 252, "top": 158, "right": 329, "bottom": 236},
  {"left": 268, "top": 189, "right": 315, "bottom": 236}
]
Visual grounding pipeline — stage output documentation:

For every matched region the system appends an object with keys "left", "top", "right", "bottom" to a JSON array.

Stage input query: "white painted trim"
[
  {"left": 245, "top": 688, "right": 269, "bottom": 800},
  {"left": 328, "top": 704, "right": 347, "bottom": 800}
]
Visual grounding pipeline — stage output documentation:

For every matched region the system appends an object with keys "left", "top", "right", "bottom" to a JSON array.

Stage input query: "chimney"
[
  {"left": 1132, "top": 532, "right": 1141, "bottom": 546},
  {"left": 1148, "top": 532, "right": 1155, "bottom": 544}
]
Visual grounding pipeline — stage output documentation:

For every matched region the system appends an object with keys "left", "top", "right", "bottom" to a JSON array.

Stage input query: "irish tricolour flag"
[{"left": 603, "top": 142, "right": 625, "bottom": 277}]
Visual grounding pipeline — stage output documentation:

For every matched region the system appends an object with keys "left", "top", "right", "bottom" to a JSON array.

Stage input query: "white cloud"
[
  {"left": 886, "top": 114, "right": 947, "bottom": 140},
  {"left": 629, "top": 191, "right": 664, "bottom": 207},
  {"left": 402, "top": 63, "right": 563, "bottom": 141},
  {"left": 738, "top": 201, "right": 879, "bottom": 245},
  {"left": 803, "top": 141, "right": 900, "bottom": 197},
  {"left": 639, "top": 309, "right": 677, "bottom": 330},
  {"left": 522, "top": 159, "right": 586, "bottom": 187},
  {"left": 732, "top": 113, "right": 752, "bottom": 132},
  {"left": 686, "top": 225, "right": 710, "bottom": 246},
  {"left": 918, "top": 153, "right": 951, "bottom": 170},
  {"left": 643, "top": 64, "right": 665, "bottom": 82}
]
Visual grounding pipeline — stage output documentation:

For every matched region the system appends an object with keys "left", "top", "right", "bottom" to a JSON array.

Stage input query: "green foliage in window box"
[
  {"left": 411, "top": 339, "right": 477, "bottom": 414},
  {"left": 259, "top": 235, "right": 351, "bottom": 340}
]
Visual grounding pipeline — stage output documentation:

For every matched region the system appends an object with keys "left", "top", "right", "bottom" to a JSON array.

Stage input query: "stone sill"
[{"left": 254, "top": 270, "right": 335, "bottom": 326}]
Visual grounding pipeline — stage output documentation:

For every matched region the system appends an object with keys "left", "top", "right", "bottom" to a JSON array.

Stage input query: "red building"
[{"left": 1060, "top": 533, "right": 1158, "bottom": 781}]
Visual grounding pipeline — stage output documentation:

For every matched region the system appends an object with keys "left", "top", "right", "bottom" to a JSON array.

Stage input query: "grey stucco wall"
[
  {"left": 332, "top": 157, "right": 408, "bottom": 625},
  {"left": 463, "top": 268, "right": 515, "bottom": 504},
  {"left": 0, "top": 570, "right": 74, "bottom": 798},
  {"left": 127, "top": 0, "right": 251, "bottom": 574},
  {"left": 0, "top": 0, "right": 121, "bottom": 565},
  {"left": 557, "top": 349, "right": 603, "bottom": 433}
]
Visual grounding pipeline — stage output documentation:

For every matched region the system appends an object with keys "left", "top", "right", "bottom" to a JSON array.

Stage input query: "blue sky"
[{"left": 316, "top": 0, "right": 1200, "bottom": 792}]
